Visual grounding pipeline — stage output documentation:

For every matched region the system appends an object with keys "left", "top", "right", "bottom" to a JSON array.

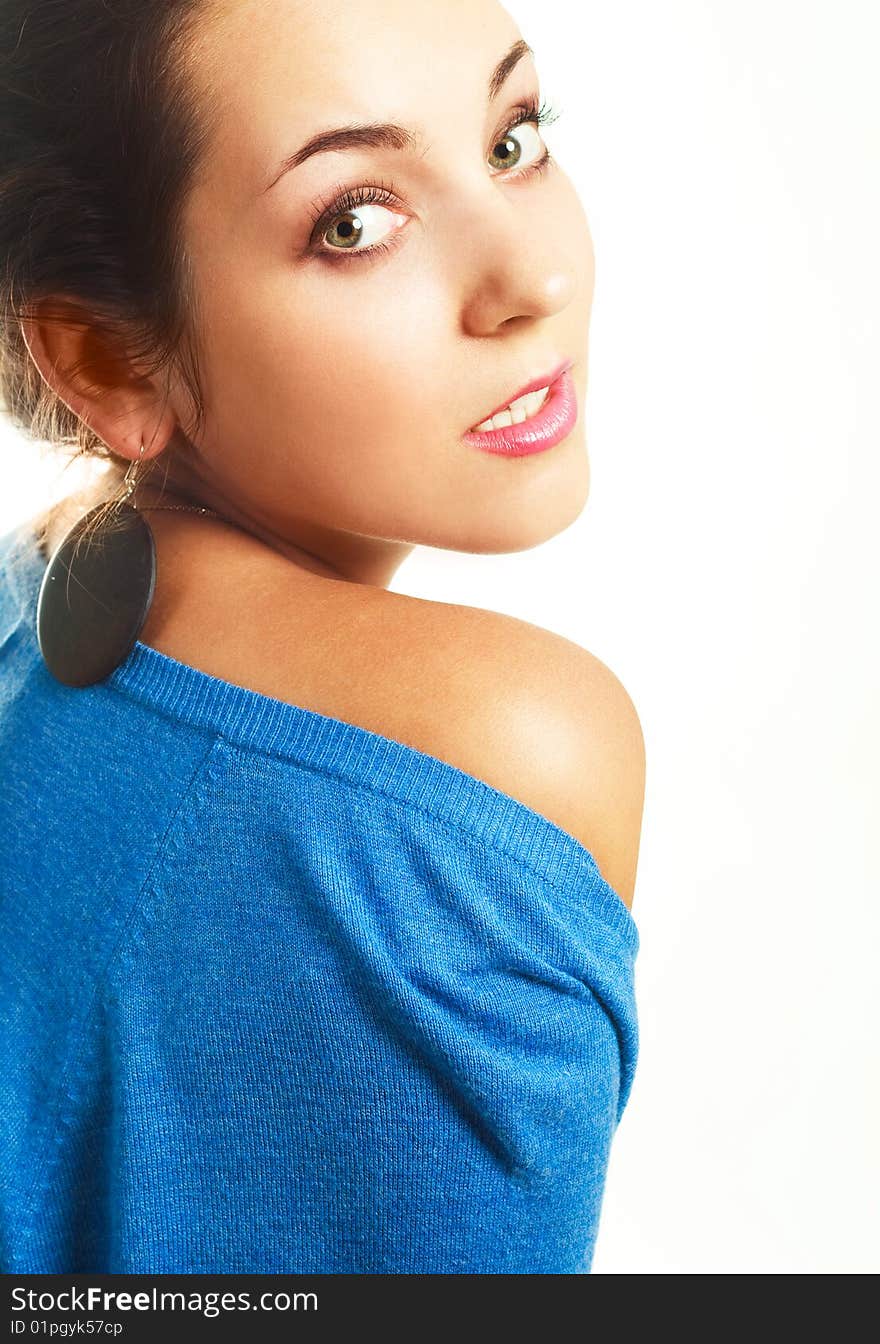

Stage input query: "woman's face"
[{"left": 171, "top": 0, "right": 594, "bottom": 582}]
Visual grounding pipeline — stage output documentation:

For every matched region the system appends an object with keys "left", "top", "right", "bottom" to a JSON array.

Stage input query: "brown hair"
[{"left": 0, "top": 0, "right": 220, "bottom": 541}]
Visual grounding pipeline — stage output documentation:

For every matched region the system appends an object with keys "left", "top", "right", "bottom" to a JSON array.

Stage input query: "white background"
[{"left": 2, "top": 1, "right": 878, "bottom": 1273}]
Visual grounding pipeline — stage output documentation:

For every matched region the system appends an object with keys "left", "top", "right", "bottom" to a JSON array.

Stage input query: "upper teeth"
[{"left": 472, "top": 384, "right": 551, "bottom": 432}]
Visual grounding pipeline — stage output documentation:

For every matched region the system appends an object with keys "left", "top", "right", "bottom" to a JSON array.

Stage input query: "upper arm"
[{"left": 431, "top": 606, "right": 647, "bottom": 911}]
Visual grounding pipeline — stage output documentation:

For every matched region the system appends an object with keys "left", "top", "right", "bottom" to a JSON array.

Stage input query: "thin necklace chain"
[
  {"left": 123, "top": 484, "right": 225, "bottom": 521},
  {"left": 123, "top": 457, "right": 225, "bottom": 521},
  {"left": 136, "top": 502, "right": 223, "bottom": 519}
]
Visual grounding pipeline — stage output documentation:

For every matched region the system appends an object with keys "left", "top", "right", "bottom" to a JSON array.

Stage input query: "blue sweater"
[{"left": 0, "top": 520, "right": 639, "bottom": 1275}]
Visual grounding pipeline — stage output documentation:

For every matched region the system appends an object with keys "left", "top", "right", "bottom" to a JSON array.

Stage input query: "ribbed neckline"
[{"left": 4, "top": 521, "right": 638, "bottom": 950}]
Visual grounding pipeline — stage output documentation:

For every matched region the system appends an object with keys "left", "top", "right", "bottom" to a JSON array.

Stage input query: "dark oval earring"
[{"left": 36, "top": 442, "right": 158, "bottom": 688}]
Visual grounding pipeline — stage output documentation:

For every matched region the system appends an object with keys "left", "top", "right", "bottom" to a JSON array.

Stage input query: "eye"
[
  {"left": 322, "top": 200, "right": 408, "bottom": 254},
  {"left": 488, "top": 119, "right": 547, "bottom": 174},
  {"left": 308, "top": 181, "right": 408, "bottom": 258}
]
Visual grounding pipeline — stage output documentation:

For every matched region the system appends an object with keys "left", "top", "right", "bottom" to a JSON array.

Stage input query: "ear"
[{"left": 18, "top": 294, "right": 177, "bottom": 468}]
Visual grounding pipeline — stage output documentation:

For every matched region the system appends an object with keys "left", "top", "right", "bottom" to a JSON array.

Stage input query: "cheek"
[{"left": 256, "top": 265, "right": 452, "bottom": 443}]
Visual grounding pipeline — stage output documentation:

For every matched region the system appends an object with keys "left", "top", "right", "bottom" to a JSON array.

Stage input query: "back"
[{"left": 0, "top": 521, "right": 639, "bottom": 1274}]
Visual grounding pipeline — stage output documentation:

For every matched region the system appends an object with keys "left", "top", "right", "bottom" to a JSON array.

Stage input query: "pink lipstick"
[{"left": 463, "top": 360, "right": 578, "bottom": 457}]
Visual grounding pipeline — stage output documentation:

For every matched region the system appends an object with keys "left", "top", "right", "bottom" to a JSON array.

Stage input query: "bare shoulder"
[
  {"left": 102, "top": 510, "right": 645, "bottom": 908},
  {"left": 386, "top": 595, "right": 646, "bottom": 911}
]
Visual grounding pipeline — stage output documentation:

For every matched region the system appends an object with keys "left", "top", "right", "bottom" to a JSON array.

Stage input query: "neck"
[{"left": 118, "top": 469, "right": 415, "bottom": 590}]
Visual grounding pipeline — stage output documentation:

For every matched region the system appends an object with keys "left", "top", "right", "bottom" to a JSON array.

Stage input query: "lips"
[
  {"left": 463, "top": 365, "right": 579, "bottom": 457},
  {"left": 468, "top": 358, "right": 574, "bottom": 432}
]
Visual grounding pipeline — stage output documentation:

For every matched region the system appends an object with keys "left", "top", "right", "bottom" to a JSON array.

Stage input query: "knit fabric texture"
[{"left": 0, "top": 521, "right": 639, "bottom": 1274}]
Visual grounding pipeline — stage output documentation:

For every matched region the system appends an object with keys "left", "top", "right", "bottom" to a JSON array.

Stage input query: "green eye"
[
  {"left": 489, "top": 119, "right": 547, "bottom": 173},
  {"left": 324, "top": 202, "right": 405, "bottom": 253}
]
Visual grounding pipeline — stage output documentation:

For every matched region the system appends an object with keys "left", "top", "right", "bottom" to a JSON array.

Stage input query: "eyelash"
[{"left": 306, "top": 94, "right": 562, "bottom": 266}]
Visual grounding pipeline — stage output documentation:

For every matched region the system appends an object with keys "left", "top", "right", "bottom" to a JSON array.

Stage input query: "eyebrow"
[{"left": 262, "top": 37, "right": 535, "bottom": 194}]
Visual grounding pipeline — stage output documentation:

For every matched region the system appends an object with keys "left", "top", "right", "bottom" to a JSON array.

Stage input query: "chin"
[{"left": 464, "top": 447, "right": 592, "bottom": 555}]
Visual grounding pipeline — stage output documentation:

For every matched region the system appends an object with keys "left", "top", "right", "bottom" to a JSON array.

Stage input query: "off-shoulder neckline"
[{"left": 2, "top": 521, "right": 638, "bottom": 949}]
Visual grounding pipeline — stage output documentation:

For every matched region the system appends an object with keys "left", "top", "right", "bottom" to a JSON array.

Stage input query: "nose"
[{"left": 457, "top": 188, "right": 579, "bottom": 337}]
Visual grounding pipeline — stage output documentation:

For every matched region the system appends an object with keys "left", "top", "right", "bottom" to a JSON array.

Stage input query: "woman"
[{"left": 0, "top": 0, "right": 645, "bottom": 1273}]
